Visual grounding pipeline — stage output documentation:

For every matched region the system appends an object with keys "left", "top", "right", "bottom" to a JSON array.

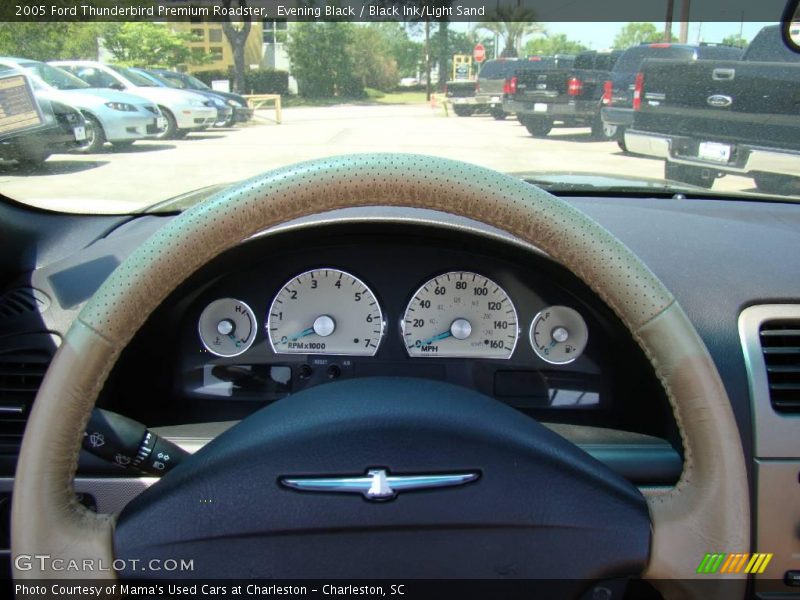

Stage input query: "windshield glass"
[
  {"left": 0, "top": 12, "right": 797, "bottom": 214},
  {"left": 20, "top": 61, "right": 90, "bottom": 90},
  {"left": 108, "top": 65, "right": 160, "bottom": 87}
]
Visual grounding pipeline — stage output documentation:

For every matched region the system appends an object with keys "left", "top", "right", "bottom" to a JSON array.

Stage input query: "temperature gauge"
[
  {"left": 198, "top": 298, "right": 257, "bottom": 357},
  {"left": 530, "top": 306, "right": 588, "bottom": 365}
]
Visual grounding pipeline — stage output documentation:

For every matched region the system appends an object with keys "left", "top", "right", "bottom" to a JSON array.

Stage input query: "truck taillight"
[
  {"left": 602, "top": 80, "right": 613, "bottom": 105},
  {"left": 503, "top": 76, "right": 517, "bottom": 95},
  {"left": 632, "top": 72, "right": 644, "bottom": 111},
  {"left": 567, "top": 77, "right": 583, "bottom": 96}
]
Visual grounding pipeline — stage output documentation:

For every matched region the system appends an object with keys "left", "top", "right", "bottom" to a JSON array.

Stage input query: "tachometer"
[
  {"left": 402, "top": 271, "right": 518, "bottom": 358},
  {"left": 267, "top": 268, "right": 384, "bottom": 356}
]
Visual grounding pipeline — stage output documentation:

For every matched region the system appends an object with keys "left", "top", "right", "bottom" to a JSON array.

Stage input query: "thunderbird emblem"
[{"left": 279, "top": 468, "right": 480, "bottom": 501}]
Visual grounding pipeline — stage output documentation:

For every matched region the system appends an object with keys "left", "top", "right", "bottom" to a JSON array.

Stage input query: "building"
[
  {"left": 169, "top": 18, "right": 296, "bottom": 92},
  {"left": 170, "top": 20, "right": 264, "bottom": 74}
]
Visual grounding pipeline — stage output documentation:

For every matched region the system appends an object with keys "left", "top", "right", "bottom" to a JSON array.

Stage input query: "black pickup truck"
[
  {"left": 601, "top": 42, "right": 743, "bottom": 151},
  {"left": 504, "top": 51, "right": 619, "bottom": 138},
  {"left": 625, "top": 25, "right": 800, "bottom": 193}
]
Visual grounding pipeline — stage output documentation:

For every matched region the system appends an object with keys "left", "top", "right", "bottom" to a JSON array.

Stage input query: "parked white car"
[
  {"left": 50, "top": 61, "right": 217, "bottom": 139},
  {"left": 0, "top": 57, "right": 166, "bottom": 152}
]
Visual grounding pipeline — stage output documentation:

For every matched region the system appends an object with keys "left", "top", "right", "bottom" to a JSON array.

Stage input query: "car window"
[
  {"left": 108, "top": 65, "right": 159, "bottom": 87},
  {"left": 613, "top": 46, "right": 696, "bottom": 73},
  {"left": 574, "top": 53, "right": 596, "bottom": 70},
  {"left": 745, "top": 27, "right": 800, "bottom": 62},
  {"left": 594, "top": 53, "right": 621, "bottom": 71},
  {"left": 20, "top": 61, "right": 89, "bottom": 90},
  {"left": 66, "top": 65, "right": 120, "bottom": 88},
  {"left": 159, "top": 72, "right": 187, "bottom": 88},
  {"left": 0, "top": 17, "right": 797, "bottom": 213},
  {"left": 478, "top": 60, "right": 519, "bottom": 79},
  {"left": 183, "top": 73, "right": 210, "bottom": 90},
  {"left": 131, "top": 68, "right": 171, "bottom": 87}
]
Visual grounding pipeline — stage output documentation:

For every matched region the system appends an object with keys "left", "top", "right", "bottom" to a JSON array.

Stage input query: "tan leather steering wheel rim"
[{"left": 12, "top": 154, "right": 748, "bottom": 587}]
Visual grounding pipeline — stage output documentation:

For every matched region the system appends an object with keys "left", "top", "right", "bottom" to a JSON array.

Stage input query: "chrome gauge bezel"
[
  {"left": 266, "top": 267, "right": 385, "bottom": 357},
  {"left": 400, "top": 271, "right": 520, "bottom": 359},
  {"left": 197, "top": 298, "right": 258, "bottom": 358},
  {"left": 529, "top": 306, "right": 589, "bottom": 365}
]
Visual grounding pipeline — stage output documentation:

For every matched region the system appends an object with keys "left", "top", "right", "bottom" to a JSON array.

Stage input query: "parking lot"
[{"left": 0, "top": 103, "right": 759, "bottom": 214}]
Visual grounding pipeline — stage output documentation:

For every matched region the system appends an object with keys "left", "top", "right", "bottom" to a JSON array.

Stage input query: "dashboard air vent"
[
  {"left": 0, "top": 350, "right": 51, "bottom": 456},
  {"left": 759, "top": 321, "right": 800, "bottom": 413},
  {"left": 0, "top": 288, "right": 50, "bottom": 321}
]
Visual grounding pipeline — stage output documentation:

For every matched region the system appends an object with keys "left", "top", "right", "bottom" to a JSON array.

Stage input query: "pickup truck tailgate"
[
  {"left": 515, "top": 69, "right": 569, "bottom": 100},
  {"left": 637, "top": 59, "right": 800, "bottom": 151}
]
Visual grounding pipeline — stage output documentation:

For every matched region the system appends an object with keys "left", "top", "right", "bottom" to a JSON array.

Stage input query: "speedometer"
[
  {"left": 402, "top": 271, "right": 518, "bottom": 359},
  {"left": 267, "top": 268, "right": 384, "bottom": 356}
]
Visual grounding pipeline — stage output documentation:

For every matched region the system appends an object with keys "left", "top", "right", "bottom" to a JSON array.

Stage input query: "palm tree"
[{"left": 476, "top": 7, "right": 545, "bottom": 58}]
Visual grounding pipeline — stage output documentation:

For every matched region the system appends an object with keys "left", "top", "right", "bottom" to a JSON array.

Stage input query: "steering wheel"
[{"left": 12, "top": 155, "right": 748, "bottom": 594}]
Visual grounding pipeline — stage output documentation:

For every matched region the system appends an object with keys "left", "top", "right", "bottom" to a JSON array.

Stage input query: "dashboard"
[
  {"left": 3, "top": 188, "right": 800, "bottom": 587},
  {"left": 102, "top": 221, "right": 674, "bottom": 446}
]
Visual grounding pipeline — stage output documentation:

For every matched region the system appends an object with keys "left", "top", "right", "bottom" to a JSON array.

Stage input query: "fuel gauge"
[
  {"left": 198, "top": 298, "right": 257, "bottom": 357},
  {"left": 530, "top": 306, "right": 588, "bottom": 365}
]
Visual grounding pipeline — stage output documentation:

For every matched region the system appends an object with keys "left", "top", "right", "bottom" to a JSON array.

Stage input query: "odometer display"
[
  {"left": 402, "top": 271, "right": 518, "bottom": 359},
  {"left": 267, "top": 268, "right": 384, "bottom": 356}
]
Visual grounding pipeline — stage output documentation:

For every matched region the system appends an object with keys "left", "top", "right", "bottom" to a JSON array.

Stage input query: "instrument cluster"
[{"left": 197, "top": 267, "right": 589, "bottom": 365}]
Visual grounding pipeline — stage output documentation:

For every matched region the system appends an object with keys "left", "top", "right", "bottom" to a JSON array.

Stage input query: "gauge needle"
[
  {"left": 289, "top": 327, "right": 315, "bottom": 341},
  {"left": 420, "top": 330, "right": 452, "bottom": 346}
]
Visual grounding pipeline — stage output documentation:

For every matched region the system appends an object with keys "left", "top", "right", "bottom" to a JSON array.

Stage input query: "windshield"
[
  {"left": 108, "top": 65, "right": 160, "bottom": 87},
  {"left": 20, "top": 61, "right": 90, "bottom": 90},
  {"left": 179, "top": 72, "right": 210, "bottom": 90},
  {"left": 0, "top": 13, "right": 797, "bottom": 214}
]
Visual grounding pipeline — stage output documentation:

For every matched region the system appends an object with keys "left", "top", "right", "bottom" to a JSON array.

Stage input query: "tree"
[
  {"left": 437, "top": 21, "right": 449, "bottom": 91},
  {"left": 102, "top": 23, "right": 198, "bottom": 67},
  {"left": 221, "top": 0, "right": 252, "bottom": 94},
  {"left": 525, "top": 33, "right": 587, "bottom": 56},
  {"left": 350, "top": 25, "right": 400, "bottom": 92},
  {"left": 371, "top": 22, "right": 422, "bottom": 77},
  {"left": 721, "top": 34, "right": 748, "bottom": 49},
  {"left": 285, "top": 22, "right": 362, "bottom": 98},
  {"left": 612, "top": 23, "right": 673, "bottom": 49},
  {"left": 476, "top": 7, "right": 545, "bottom": 58},
  {"left": 0, "top": 23, "right": 103, "bottom": 61}
]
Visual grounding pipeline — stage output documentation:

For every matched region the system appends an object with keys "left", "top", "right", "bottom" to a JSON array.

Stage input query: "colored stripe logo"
[{"left": 696, "top": 553, "right": 773, "bottom": 574}]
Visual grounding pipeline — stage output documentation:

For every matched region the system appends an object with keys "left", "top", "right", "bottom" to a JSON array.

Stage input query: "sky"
[{"left": 446, "top": 21, "right": 777, "bottom": 51}]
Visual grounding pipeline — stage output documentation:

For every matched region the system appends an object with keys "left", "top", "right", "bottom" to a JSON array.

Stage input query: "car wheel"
[
  {"left": 491, "top": 109, "right": 507, "bottom": 121},
  {"left": 110, "top": 140, "right": 136, "bottom": 150},
  {"left": 154, "top": 107, "right": 178, "bottom": 140},
  {"left": 752, "top": 172, "right": 799, "bottom": 195},
  {"left": 523, "top": 117, "right": 552, "bottom": 137},
  {"left": 78, "top": 115, "right": 106, "bottom": 153},
  {"left": 664, "top": 161, "right": 716, "bottom": 189},
  {"left": 591, "top": 114, "right": 615, "bottom": 140},
  {"left": 453, "top": 106, "right": 473, "bottom": 117}
]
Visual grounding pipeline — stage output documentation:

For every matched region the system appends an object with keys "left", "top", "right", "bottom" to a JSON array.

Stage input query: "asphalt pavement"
[{"left": 0, "top": 103, "right": 759, "bottom": 214}]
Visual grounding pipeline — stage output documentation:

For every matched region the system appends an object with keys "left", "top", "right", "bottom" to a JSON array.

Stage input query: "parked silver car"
[
  {"left": 51, "top": 61, "right": 218, "bottom": 139},
  {"left": 0, "top": 58, "right": 166, "bottom": 152}
]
